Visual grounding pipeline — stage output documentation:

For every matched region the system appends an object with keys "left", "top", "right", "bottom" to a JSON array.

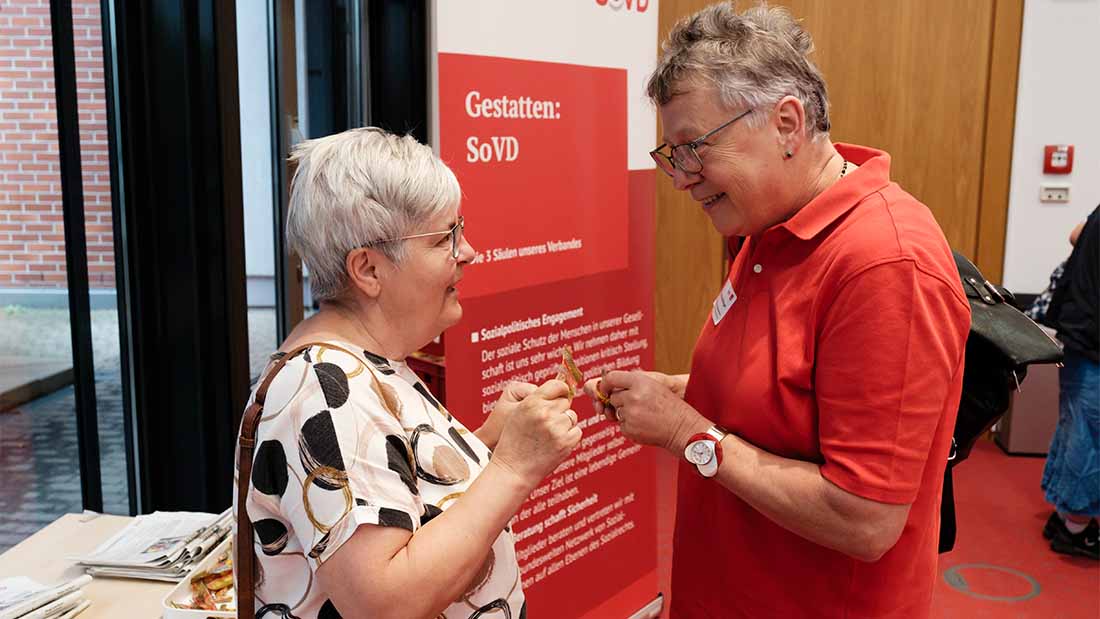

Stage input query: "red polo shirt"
[{"left": 672, "top": 144, "right": 971, "bottom": 618}]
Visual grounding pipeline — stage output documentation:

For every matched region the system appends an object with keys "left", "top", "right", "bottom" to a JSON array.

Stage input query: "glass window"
[{"left": 0, "top": 0, "right": 131, "bottom": 551}]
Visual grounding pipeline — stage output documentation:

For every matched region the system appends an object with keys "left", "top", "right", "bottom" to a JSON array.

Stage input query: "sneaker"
[
  {"left": 1050, "top": 518, "right": 1099, "bottom": 560},
  {"left": 1043, "top": 511, "right": 1067, "bottom": 540}
]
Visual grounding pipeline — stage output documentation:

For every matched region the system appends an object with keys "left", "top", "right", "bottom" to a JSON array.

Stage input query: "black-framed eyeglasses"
[
  {"left": 650, "top": 108, "right": 753, "bottom": 177},
  {"left": 362, "top": 215, "right": 465, "bottom": 259}
]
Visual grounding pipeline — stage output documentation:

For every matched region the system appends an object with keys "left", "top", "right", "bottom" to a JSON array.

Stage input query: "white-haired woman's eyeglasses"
[{"left": 361, "top": 216, "right": 465, "bottom": 259}]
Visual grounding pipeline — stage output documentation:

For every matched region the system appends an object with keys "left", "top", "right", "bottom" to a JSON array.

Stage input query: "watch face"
[{"left": 687, "top": 441, "right": 713, "bottom": 465}]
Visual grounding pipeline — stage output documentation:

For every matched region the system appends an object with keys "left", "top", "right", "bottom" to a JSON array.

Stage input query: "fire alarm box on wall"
[{"left": 1043, "top": 144, "right": 1074, "bottom": 174}]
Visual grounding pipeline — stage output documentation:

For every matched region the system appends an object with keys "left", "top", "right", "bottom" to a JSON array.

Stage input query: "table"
[{"left": 0, "top": 513, "right": 173, "bottom": 618}]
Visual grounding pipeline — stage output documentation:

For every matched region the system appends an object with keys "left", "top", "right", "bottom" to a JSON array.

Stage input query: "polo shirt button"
[{"left": 753, "top": 264, "right": 763, "bottom": 273}]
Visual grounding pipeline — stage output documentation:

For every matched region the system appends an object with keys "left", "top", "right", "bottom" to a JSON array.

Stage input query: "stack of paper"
[
  {"left": 0, "top": 575, "right": 92, "bottom": 619},
  {"left": 72, "top": 509, "right": 231, "bottom": 582}
]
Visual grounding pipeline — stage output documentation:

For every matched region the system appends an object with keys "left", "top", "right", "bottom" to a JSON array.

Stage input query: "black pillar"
[
  {"left": 50, "top": 0, "right": 102, "bottom": 513},
  {"left": 108, "top": 0, "right": 249, "bottom": 513},
  {"left": 368, "top": 0, "right": 428, "bottom": 143}
]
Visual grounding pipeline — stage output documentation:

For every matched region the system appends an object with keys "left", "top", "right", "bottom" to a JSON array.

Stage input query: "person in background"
[
  {"left": 235, "top": 127, "right": 582, "bottom": 618},
  {"left": 1040, "top": 205, "right": 1098, "bottom": 560},
  {"left": 585, "top": 3, "right": 970, "bottom": 617}
]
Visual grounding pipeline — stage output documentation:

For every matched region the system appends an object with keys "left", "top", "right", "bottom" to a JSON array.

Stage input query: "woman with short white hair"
[{"left": 235, "top": 127, "right": 580, "bottom": 619}]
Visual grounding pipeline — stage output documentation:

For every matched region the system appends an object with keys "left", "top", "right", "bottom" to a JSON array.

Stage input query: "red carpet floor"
[
  {"left": 933, "top": 439, "right": 1098, "bottom": 618},
  {"left": 652, "top": 440, "right": 1099, "bottom": 618}
]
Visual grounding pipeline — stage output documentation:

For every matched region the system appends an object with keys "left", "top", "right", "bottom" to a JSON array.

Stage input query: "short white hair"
[
  {"left": 647, "top": 2, "right": 831, "bottom": 139},
  {"left": 286, "top": 127, "right": 461, "bottom": 302}
]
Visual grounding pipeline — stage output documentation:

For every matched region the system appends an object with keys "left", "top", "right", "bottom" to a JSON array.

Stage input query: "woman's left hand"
[
  {"left": 475, "top": 381, "right": 537, "bottom": 450},
  {"left": 600, "top": 370, "right": 708, "bottom": 454}
]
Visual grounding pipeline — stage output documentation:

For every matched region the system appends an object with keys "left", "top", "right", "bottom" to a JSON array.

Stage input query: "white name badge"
[{"left": 712, "top": 280, "right": 737, "bottom": 325}]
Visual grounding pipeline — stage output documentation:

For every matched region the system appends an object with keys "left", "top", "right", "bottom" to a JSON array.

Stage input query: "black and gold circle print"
[
  {"left": 253, "top": 518, "right": 290, "bottom": 556},
  {"left": 412, "top": 424, "right": 471, "bottom": 486},
  {"left": 317, "top": 600, "right": 342, "bottom": 619},
  {"left": 312, "top": 362, "right": 350, "bottom": 409},
  {"left": 252, "top": 440, "right": 289, "bottom": 497},
  {"left": 449, "top": 426, "right": 481, "bottom": 464},
  {"left": 385, "top": 434, "right": 419, "bottom": 495},
  {"left": 420, "top": 503, "right": 444, "bottom": 526},
  {"left": 298, "top": 411, "right": 348, "bottom": 492},
  {"left": 256, "top": 602, "right": 302, "bottom": 618},
  {"left": 236, "top": 342, "right": 524, "bottom": 619}
]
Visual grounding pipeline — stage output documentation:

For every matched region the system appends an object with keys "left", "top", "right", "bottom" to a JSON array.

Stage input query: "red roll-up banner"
[{"left": 432, "top": 2, "right": 659, "bottom": 617}]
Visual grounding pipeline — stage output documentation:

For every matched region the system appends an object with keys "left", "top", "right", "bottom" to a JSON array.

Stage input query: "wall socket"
[{"left": 1040, "top": 183, "right": 1070, "bottom": 203}]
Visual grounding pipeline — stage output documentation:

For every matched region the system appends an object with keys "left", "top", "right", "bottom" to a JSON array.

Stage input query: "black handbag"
[
  {"left": 957, "top": 252, "right": 1064, "bottom": 367},
  {"left": 951, "top": 251, "right": 1064, "bottom": 462},
  {"left": 939, "top": 251, "right": 1064, "bottom": 552}
]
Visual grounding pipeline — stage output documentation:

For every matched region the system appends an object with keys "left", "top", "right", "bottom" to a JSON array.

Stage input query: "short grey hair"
[
  {"left": 647, "top": 2, "right": 831, "bottom": 138},
  {"left": 286, "top": 127, "right": 461, "bottom": 302}
]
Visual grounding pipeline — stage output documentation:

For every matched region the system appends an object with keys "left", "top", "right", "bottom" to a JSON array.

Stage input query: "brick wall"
[{"left": 0, "top": 0, "right": 113, "bottom": 291}]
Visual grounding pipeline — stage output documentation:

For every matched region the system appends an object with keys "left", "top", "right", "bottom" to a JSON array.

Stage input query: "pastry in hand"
[{"left": 555, "top": 345, "right": 584, "bottom": 399}]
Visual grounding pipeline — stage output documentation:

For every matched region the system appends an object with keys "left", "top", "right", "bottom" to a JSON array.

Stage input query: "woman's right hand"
[
  {"left": 490, "top": 379, "right": 582, "bottom": 488},
  {"left": 583, "top": 371, "right": 689, "bottom": 418}
]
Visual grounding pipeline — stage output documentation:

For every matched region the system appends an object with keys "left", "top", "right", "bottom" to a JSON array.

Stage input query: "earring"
[{"left": 784, "top": 150, "right": 793, "bottom": 159}]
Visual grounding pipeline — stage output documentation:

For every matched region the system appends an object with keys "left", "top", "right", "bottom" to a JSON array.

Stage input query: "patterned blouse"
[{"left": 234, "top": 341, "right": 525, "bottom": 619}]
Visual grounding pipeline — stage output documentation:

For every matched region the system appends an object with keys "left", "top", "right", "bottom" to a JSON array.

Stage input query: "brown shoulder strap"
[{"left": 235, "top": 341, "right": 361, "bottom": 618}]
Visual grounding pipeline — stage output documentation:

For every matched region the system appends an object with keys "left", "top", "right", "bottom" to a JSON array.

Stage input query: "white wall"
[
  {"left": 1002, "top": 0, "right": 1100, "bottom": 292},
  {"left": 237, "top": 0, "right": 276, "bottom": 302}
]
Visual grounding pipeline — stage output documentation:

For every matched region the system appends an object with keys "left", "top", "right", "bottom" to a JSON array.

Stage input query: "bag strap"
[
  {"left": 236, "top": 341, "right": 360, "bottom": 618},
  {"left": 953, "top": 250, "right": 1014, "bottom": 306}
]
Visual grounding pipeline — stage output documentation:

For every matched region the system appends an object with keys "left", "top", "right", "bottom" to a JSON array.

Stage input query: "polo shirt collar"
[{"left": 779, "top": 143, "right": 893, "bottom": 241}]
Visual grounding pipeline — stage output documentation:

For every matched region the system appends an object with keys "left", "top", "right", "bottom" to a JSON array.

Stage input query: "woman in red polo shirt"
[{"left": 585, "top": 3, "right": 970, "bottom": 617}]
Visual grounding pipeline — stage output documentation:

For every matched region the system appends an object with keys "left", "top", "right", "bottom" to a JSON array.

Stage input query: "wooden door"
[{"left": 654, "top": 0, "right": 1022, "bottom": 375}]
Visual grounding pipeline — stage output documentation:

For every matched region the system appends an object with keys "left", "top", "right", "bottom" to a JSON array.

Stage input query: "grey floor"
[{"left": 0, "top": 307, "right": 278, "bottom": 553}]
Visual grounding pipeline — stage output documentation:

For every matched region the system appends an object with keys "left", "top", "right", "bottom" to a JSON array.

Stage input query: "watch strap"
[{"left": 685, "top": 427, "right": 725, "bottom": 477}]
